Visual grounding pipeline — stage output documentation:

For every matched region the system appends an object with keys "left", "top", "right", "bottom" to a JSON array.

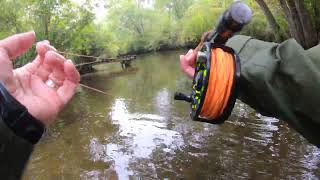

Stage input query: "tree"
[
  {"left": 311, "top": 0, "right": 320, "bottom": 40},
  {"left": 0, "top": 0, "right": 30, "bottom": 37},
  {"left": 279, "top": 0, "right": 318, "bottom": 48},
  {"left": 154, "top": 0, "right": 193, "bottom": 19},
  {"left": 254, "top": 0, "right": 282, "bottom": 40}
]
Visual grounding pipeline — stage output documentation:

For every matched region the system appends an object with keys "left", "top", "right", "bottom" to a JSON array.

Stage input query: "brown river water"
[{"left": 23, "top": 50, "right": 319, "bottom": 179}]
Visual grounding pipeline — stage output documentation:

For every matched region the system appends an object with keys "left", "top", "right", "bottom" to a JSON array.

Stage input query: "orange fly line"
[{"left": 200, "top": 48, "right": 235, "bottom": 120}]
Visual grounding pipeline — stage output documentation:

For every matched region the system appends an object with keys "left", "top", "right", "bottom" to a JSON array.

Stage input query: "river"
[{"left": 23, "top": 50, "right": 320, "bottom": 179}]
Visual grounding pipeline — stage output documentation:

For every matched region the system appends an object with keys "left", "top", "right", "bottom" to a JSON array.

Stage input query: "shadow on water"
[{"left": 24, "top": 50, "right": 319, "bottom": 180}]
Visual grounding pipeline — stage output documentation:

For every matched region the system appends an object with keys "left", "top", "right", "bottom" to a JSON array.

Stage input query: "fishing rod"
[{"left": 174, "top": 1, "right": 252, "bottom": 124}]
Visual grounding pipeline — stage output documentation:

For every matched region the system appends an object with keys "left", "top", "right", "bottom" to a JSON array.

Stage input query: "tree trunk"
[
  {"left": 312, "top": 0, "right": 320, "bottom": 41},
  {"left": 44, "top": 16, "right": 49, "bottom": 40},
  {"left": 279, "top": 0, "right": 304, "bottom": 45},
  {"left": 279, "top": 0, "right": 318, "bottom": 48},
  {"left": 293, "top": 0, "right": 318, "bottom": 48},
  {"left": 255, "top": 0, "right": 281, "bottom": 40},
  {"left": 279, "top": 0, "right": 309, "bottom": 47}
]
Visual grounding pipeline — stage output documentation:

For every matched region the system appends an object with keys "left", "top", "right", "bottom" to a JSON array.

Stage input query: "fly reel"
[
  {"left": 174, "top": 1, "right": 252, "bottom": 124},
  {"left": 175, "top": 43, "right": 240, "bottom": 124}
]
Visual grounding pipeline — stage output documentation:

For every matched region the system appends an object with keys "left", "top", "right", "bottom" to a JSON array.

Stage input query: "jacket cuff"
[
  {"left": 0, "top": 118, "right": 34, "bottom": 179},
  {"left": 0, "top": 82, "right": 45, "bottom": 144}
]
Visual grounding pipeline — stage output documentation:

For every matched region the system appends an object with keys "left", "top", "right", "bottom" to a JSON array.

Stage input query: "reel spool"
[
  {"left": 174, "top": 2, "right": 252, "bottom": 124},
  {"left": 175, "top": 43, "right": 240, "bottom": 124}
]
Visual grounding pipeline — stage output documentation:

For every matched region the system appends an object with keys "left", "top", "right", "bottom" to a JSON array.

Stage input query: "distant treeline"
[{"left": 0, "top": 0, "right": 318, "bottom": 66}]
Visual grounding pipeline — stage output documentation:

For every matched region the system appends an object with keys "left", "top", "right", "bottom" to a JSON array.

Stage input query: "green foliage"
[
  {"left": 1, "top": 0, "right": 317, "bottom": 66},
  {"left": 102, "top": 0, "right": 292, "bottom": 53},
  {"left": 0, "top": 0, "right": 104, "bottom": 65},
  {"left": 241, "top": 12, "right": 275, "bottom": 41},
  {"left": 0, "top": 1, "right": 26, "bottom": 36},
  {"left": 154, "top": 0, "right": 194, "bottom": 19},
  {"left": 180, "top": 1, "right": 224, "bottom": 45}
]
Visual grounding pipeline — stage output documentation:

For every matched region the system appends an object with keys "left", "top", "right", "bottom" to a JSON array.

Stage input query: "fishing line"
[
  {"left": 56, "top": 51, "right": 113, "bottom": 96},
  {"left": 79, "top": 84, "right": 112, "bottom": 96},
  {"left": 199, "top": 48, "right": 234, "bottom": 119}
]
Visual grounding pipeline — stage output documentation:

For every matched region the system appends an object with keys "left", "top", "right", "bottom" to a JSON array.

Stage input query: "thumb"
[
  {"left": 0, "top": 31, "right": 36, "bottom": 59},
  {"left": 180, "top": 54, "right": 195, "bottom": 79},
  {"left": 186, "top": 49, "right": 197, "bottom": 67}
]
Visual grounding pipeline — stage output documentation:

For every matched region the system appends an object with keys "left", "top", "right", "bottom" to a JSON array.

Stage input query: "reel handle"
[{"left": 174, "top": 92, "right": 192, "bottom": 103}]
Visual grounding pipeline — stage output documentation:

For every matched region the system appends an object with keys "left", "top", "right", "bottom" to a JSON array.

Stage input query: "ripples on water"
[{"left": 24, "top": 51, "right": 320, "bottom": 179}]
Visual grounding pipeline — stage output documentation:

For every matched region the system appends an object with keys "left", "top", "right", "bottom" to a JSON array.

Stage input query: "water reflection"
[
  {"left": 154, "top": 88, "right": 171, "bottom": 116},
  {"left": 86, "top": 98, "right": 185, "bottom": 179}
]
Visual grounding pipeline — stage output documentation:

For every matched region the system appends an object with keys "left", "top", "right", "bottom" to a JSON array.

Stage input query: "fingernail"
[
  {"left": 26, "top": 31, "right": 35, "bottom": 36},
  {"left": 186, "top": 53, "right": 191, "bottom": 58},
  {"left": 22, "top": 31, "right": 36, "bottom": 38},
  {"left": 67, "top": 59, "right": 74, "bottom": 64},
  {"left": 43, "top": 40, "right": 50, "bottom": 44},
  {"left": 43, "top": 44, "right": 51, "bottom": 51},
  {"left": 49, "top": 45, "right": 57, "bottom": 51},
  {"left": 50, "top": 51, "right": 66, "bottom": 61},
  {"left": 17, "top": 31, "right": 36, "bottom": 43}
]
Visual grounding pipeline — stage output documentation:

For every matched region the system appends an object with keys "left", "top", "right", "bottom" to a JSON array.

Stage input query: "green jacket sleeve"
[
  {"left": 226, "top": 35, "right": 320, "bottom": 147},
  {"left": 0, "top": 119, "right": 33, "bottom": 179}
]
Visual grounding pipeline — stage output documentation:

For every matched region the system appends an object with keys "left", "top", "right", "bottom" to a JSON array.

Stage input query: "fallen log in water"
[
  {"left": 75, "top": 55, "right": 136, "bottom": 74},
  {"left": 58, "top": 51, "right": 137, "bottom": 75}
]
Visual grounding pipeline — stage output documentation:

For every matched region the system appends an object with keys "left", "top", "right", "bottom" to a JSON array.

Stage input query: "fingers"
[
  {"left": 0, "top": 31, "right": 35, "bottom": 59},
  {"left": 0, "top": 48, "right": 13, "bottom": 77},
  {"left": 186, "top": 49, "right": 193, "bottom": 56},
  {"left": 43, "top": 51, "right": 79, "bottom": 105},
  {"left": 179, "top": 49, "right": 197, "bottom": 79},
  {"left": 19, "top": 41, "right": 55, "bottom": 77},
  {"left": 32, "top": 40, "right": 56, "bottom": 67},
  {"left": 30, "top": 75, "right": 61, "bottom": 116},
  {"left": 44, "top": 51, "right": 67, "bottom": 85},
  {"left": 36, "top": 40, "right": 56, "bottom": 58},
  {"left": 57, "top": 60, "right": 79, "bottom": 106},
  {"left": 186, "top": 49, "right": 197, "bottom": 67},
  {"left": 34, "top": 63, "right": 52, "bottom": 81},
  {"left": 45, "top": 51, "right": 66, "bottom": 69},
  {"left": 43, "top": 51, "right": 79, "bottom": 84},
  {"left": 13, "top": 69, "right": 32, "bottom": 95},
  {"left": 57, "top": 80, "right": 78, "bottom": 106},
  {"left": 26, "top": 40, "right": 56, "bottom": 80},
  {"left": 0, "top": 48, "right": 15, "bottom": 92},
  {"left": 47, "top": 51, "right": 78, "bottom": 80},
  {"left": 64, "top": 60, "right": 80, "bottom": 83}
]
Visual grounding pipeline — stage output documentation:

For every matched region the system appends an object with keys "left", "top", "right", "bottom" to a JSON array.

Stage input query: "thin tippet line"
[{"left": 80, "top": 83, "right": 112, "bottom": 96}]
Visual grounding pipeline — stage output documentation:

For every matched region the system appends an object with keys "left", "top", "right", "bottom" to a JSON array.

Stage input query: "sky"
[{"left": 71, "top": 0, "right": 107, "bottom": 22}]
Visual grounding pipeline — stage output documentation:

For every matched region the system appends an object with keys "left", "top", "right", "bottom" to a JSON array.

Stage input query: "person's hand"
[
  {"left": 179, "top": 49, "right": 197, "bottom": 79},
  {"left": 0, "top": 31, "right": 80, "bottom": 125}
]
